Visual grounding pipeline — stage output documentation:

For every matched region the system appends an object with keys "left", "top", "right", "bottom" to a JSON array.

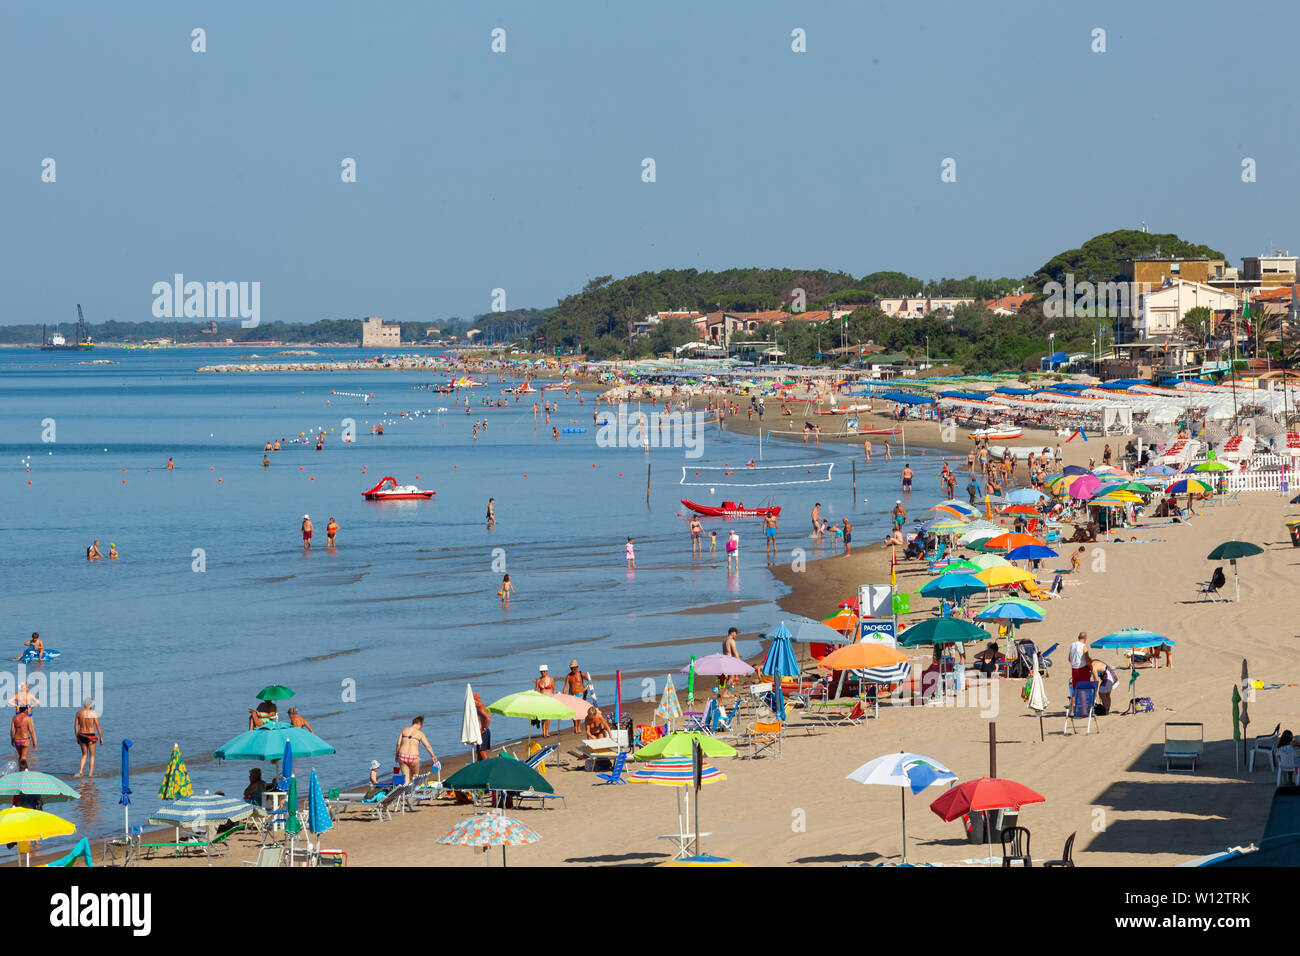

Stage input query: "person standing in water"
[
  {"left": 10, "top": 706, "right": 36, "bottom": 765},
  {"left": 74, "top": 698, "right": 102, "bottom": 777},
  {"left": 486, "top": 498, "right": 496, "bottom": 528},
  {"left": 841, "top": 516, "right": 853, "bottom": 556},
  {"left": 763, "top": 510, "right": 779, "bottom": 559},
  {"left": 326, "top": 517, "right": 339, "bottom": 548},
  {"left": 301, "top": 515, "right": 313, "bottom": 549},
  {"left": 725, "top": 530, "right": 739, "bottom": 571},
  {"left": 498, "top": 573, "right": 512, "bottom": 605},
  {"left": 625, "top": 537, "right": 636, "bottom": 569},
  {"left": 689, "top": 516, "right": 703, "bottom": 555},
  {"left": 166, "top": 457, "right": 175, "bottom": 471}
]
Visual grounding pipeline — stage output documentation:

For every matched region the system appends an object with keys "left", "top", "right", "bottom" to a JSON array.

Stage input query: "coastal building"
[
  {"left": 984, "top": 293, "right": 1033, "bottom": 315},
  {"left": 633, "top": 310, "right": 704, "bottom": 338},
  {"left": 1133, "top": 279, "right": 1242, "bottom": 339},
  {"left": 701, "top": 309, "right": 833, "bottom": 346},
  {"left": 1241, "top": 253, "right": 1298, "bottom": 291},
  {"left": 876, "top": 296, "right": 975, "bottom": 318},
  {"left": 361, "top": 315, "right": 400, "bottom": 348},
  {"left": 1120, "top": 254, "right": 1229, "bottom": 291}
]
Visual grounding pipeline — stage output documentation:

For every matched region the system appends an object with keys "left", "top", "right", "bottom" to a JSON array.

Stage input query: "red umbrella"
[{"left": 929, "top": 776, "right": 1045, "bottom": 821}]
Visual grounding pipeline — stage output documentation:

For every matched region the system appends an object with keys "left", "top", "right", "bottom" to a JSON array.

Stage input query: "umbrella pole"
[{"left": 900, "top": 788, "right": 908, "bottom": 865}]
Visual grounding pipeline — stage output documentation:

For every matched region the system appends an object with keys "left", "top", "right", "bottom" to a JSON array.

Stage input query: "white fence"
[{"left": 1225, "top": 470, "right": 1291, "bottom": 493}]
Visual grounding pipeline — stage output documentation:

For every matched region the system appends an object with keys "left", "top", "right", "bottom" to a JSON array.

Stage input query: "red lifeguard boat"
[
  {"left": 680, "top": 499, "right": 781, "bottom": 518},
  {"left": 362, "top": 477, "right": 435, "bottom": 501}
]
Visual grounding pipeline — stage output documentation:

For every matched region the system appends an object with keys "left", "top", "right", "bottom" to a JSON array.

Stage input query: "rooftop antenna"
[{"left": 1140, "top": 220, "right": 1147, "bottom": 233}]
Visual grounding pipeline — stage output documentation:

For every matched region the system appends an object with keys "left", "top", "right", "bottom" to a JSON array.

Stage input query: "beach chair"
[
  {"left": 1249, "top": 724, "right": 1282, "bottom": 772},
  {"left": 1044, "top": 832, "right": 1076, "bottom": 868},
  {"left": 1198, "top": 567, "right": 1226, "bottom": 602},
  {"left": 1064, "top": 681, "right": 1099, "bottom": 735},
  {"left": 325, "top": 787, "right": 389, "bottom": 819},
  {"left": 1163, "top": 722, "right": 1204, "bottom": 772},
  {"left": 1277, "top": 748, "right": 1300, "bottom": 787},
  {"left": 1019, "top": 579, "right": 1054, "bottom": 602},
  {"left": 242, "top": 844, "right": 284, "bottom": 868},
  {"left": 711, "top": 699, "right": 743, "bottom": 736},
  {"left": 802, "top": 698, "right": 866, "bottom": 727},
  {"left": 515, "top": 788, "right": 568, "bottom": 810},
  {"left": 595, "top": 752, "right": 628, "bottom": 785},
  {"left": 1000, "top": 826, "right": 1032, "bottom": 867},
  {"left": 741, "top": 720, "right": 783, "bottom": 759},
  {"left": 523, "top": 744, "right": 558, "bottom": 772}
]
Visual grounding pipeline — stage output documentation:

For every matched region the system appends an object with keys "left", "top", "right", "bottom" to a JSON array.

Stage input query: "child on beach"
[
  {"left": 626, "top": 537, "right": 636, "bottom": 569},
  {"left": 725, "top": 530, "right": 739, "bottom": 571},
  {"left": 709, "top": 531, "right": 717, "bottom": 557},
  {"left": 1070, "top": 546, "right": 1085, "bottom": 572},
  {"left": 498, "top": 573, "right": 512, "bottom": 605}
]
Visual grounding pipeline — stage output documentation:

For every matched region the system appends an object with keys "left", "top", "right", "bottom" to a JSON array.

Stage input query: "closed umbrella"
[
  {"left": 1027, "top": 651, "right": 1049, "bottom": 741},
  {"left": 1207, "top": 540, "right": 1264, "bottom": 602},
  {"left": 847, "top": 752, "right": 957, "bottom": 864},
  {"left": 278, "top": 741, "right": 293, "bottom": 791},
  {"left": 437, "top": 812, "right": 540, "bottom": 867},
  {"left": 158, "top": 744, "right": 193, "bottom": 800},
  {"left": 461, "top": 683, "right": 482, "bottom": 757},
  {"left": 655, "top": 674, "right": 683, "bottom": 729},
  {"left": 762, "top": 633, "right": 800, "bottom": 722},
  {"left": 307, "top": 768, "right": 333, "bottom": 837},
  {"left": 120, "top": 738, "right": 132, "bottom": 835}
]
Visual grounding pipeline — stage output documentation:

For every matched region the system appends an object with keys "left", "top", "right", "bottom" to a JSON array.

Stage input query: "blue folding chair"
[
  {"left": 524, "top": 744, "right": 558, "bottom": 770},
  {"left": 595, "top": 751, "right": 628, "bottom": 785}
]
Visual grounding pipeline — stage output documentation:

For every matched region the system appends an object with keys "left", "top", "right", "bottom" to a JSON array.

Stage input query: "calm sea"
[{"left": 0, "top": 346, "right": 943, "bottom": 851}]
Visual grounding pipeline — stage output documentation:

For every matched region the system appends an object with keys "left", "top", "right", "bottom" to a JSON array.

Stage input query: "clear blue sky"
[{"left": 3, "top": 0, "right": 1297, "bottom": 326}]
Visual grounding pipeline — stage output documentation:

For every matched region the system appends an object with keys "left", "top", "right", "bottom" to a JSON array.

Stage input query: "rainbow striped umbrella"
[
  {"left": 1166, "top": 477, "right": 1213, "bottom": 495},
  {"left": 630, "top": 755, "right": 726, "bottom": 787},
  {"left": 437, "top": 812, "right": 541, "bottom": 867}
]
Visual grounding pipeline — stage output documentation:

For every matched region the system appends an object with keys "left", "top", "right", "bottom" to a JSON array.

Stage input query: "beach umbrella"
[
  {"left": 683, "top": 660, "right": 693, "bottom": 707},
  {"left": 969, "top": 553, "right": 1010, "bottom": 570},
  {"left": 1144, "top": 464, "right": 1178, "bottom": 476},
  {"left": 986, "top": 596, "right": 1044, "bottom": 613},
  {"left": 930, "top": 776, "right": 1045, "bottom": 865},
  {"left": 655, "top": 674, "right": 683, "bottom": 729},
  {"left": 0, "top": 807, "right": 74, "bottom": 866},
  {"left": 1091, "top": 627, "right": 1175, "bottom": 652},
  {"left": 147, "top": 793, "right": 258, "bottom": 828},
  {"left": 897, "top": 617, "right": 987, "bottom": 648},
  {"left": 256, "top": 685, "right": 295, "bottom": 701},
  {"left": 307, "top": 768, "right": 332, "bottom": 838},
  {"left": 998, "top": 505, "right": 1040, "bottom": 516},
  {"left": 785, "top": 617, "right": 854, "bottom": 644},
  {"left": 158, "top": 744, "right": 193, "bottom": 800},
  {"left": 930, "top": 500, "right": 978, "bottom": 516},
  {"left": 635, "top": 731, "right": 737, "bottom": 760},
  {"left": 1004, "top": 544, "right": 1058, "bottom": 561},
  {"left": 927, "top": 517, "right": 970, "bottom": 535},
  {"left": 120, "top": 738, "right": 132, "bottom": 835},
  {"left": 919, "top": 572, "right": 987, "bottom": 600},
  {"left": 959, "top": 528, "right": 999, "bottom": 546},
  {"left": 936, "top": 559, "right": 981, "bottom": 574},
  {"left": 437, "top": 812, "right": 541, "bottom": 867},
  {"left": 485, "top": 691, "right": 574, "bottom": 722},
  {"left": 461, "top": 683, "right": 482, "bottom": 757},
  {"left": 817, "top": 642, "right": 910, "bottom": 671},
  {"left": 442, "top": 756, "right": 554, "bottom": 794},
  {"left": 847, "top": 752, "right": 957, "bottom": 864},
  {"left": 984, "top": 532, "right": 1044, "bottom": 551},
  {"left": 1027, "top": 651, "right": 1049, "bottom": 740},
  {"left": 1206, "top": 541, "right": 1264, "bottom": 602},
  {"left": 1005, "top": 489, "right": 1048, "bottom": 504},
  {"left": 1067, "top": 475, "right": 1104, "bottom": 499},
  {"left": 1061, "top": 465, "right": 1090, "bottom": 476},
  {"left": 1165, "top": 477, "right": 1212, "bottom": 495},
  {"left": 762, "top": 634, "right": 800, "bottom": 721},
  {"left": 975, "top": 602, "right": 1043, "bottom": 623},
  {"left": 278, "top": 741, "right": 294, "bottom": 791},
  {"left": 632, "top": 754, "right": 726, "bottom": 858},
  {"left": 660, "top": 854, "right": 746, "bottom": 866},
  {"left": 1186, "top": 460, "right": 1232, "bottom": 473},
  {"left": 683, "top": 653, "right": 754, "bottom": 676},
  {"left": 0, "top": 771, "right": 79, "bottom": 803},
  {"left": 820, "top": 608, "right": 860, "bottom": 631},
  {"left": 214, "top": 721, "right": 335, "bottom": 762},
  {"left": 1106, "top": 481, "right": 1155, "bottom": 496},
  {"left": 975, "top": 565, "right": 1036, "bottom": 588},
  {"left": 285, "top": 774, "right": 301, "bottom": 838}
]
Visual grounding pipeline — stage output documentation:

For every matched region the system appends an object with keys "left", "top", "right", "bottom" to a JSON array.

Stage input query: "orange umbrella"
[
  {"left": 817, "top": 643, "right": 909, "bottom": 670},
  {"left": 998, "top": 505, "right": 1039, "bottom": 516},
  {"left": 984, "top": 532, "right": 1045, "bottom": 550},
  {"left": 821, "top": 609, "right": 859, "bottom": 632}
]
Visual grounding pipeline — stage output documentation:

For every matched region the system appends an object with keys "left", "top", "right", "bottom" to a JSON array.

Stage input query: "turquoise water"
[{"left": 0, "top": 347, "right": 942, "bottom": 849}]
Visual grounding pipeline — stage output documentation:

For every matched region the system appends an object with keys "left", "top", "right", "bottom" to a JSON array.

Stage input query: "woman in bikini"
[
  {"left": 395, "top": 716, "right": 437, "bottom": 784},
  {"left": 689, "top": 517, "right": 703, "bottom": 556},
  {"left": 10, "top": 706, "right": 36, "bottom": 765},
  {"left": 534, "top": 666, "right": 556, "bottom": 737},
  {"left": 74, "top": 698, "right": 103, "bottom": 777}
]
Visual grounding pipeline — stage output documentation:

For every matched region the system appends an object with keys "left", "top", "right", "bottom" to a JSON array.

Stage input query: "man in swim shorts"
[
  {"left": 301, "top": 514, "right": 313, "bottom": 549},
  {"left": 763, "top": 511, "right": 779, "bottom": 558},
  {"left": 75, "top": 697, "right": 102, "bottom": 777},
  {"left": 892, "top": 501, "right": 907, "bottom": 529},
  {"left": 901, "top": 464, "right": 914, "bottom": 491}
]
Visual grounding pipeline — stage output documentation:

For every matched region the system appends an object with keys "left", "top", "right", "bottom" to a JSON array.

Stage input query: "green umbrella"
[
  {"left": 1107, "top": 481, "right": 1155, "bottom": 495},
  {"left": 1207, "top": 541, "right": 1264, "bottom": 602},
  {"left": 285, "top": 774, "right": 301, "bottom": 835},
  {"left": 442, "top": 756, "right": 554, "bottom": 794},
  {"left": 158, "top": 744, "right": 194, "bottom": 800},
  {"left": 897, "top": 617, "right": 988, "bottom": 648},
  {"left": 487, "top": 691, "right": 575, "bottom": 721},
  {"left": 0, "top": 771, "right": 79, "bottom": 802},
  {"left": 969, "top": 554, "right": 1011, "bottom": 570},
  {"left": 935, "top": 559, "right": 981, "bottom": 573},
  {"left": 256, "top": 685, "right": 295, "bottom": 701},
  {"left": 635, "top": 731, "right": 736, "bottom": 760},
  {"left": 1190, "top": 461, "right": 1232, "bottom": 472}
]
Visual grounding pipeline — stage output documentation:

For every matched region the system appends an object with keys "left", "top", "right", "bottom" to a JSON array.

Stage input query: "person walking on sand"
[
  {"left": 563, "top": 660, "right": 586, "bottom": 735},
  {"left": 726, "top": 530, "right": 739, "bottom": 571},
  {"left": 10, "top": 706, "right": 35, "bottom": 764},
  {"left": 841, "top": 516, "right": 853, "bottom": 556},
  {"left": 626, "top": 537, "right": 636, "bottom": 569},
  {"left": 395, "top": 715, "right": 437, "bottom": 784},
  {"left": 326, "top": 517, "right": 339, "bottom": 548},
  {"left": 498, "top": 573, "right": 512, "bottom": 606},
  {"left": 689, "top": 516, "right": 703, "bottom": 555},
  {"left": 301, "top": 515, "right": 313, "bottom": 549},
  {"left": 74, "top": 698, "right": 102, "bottom": 777},
  {"left": 534, "top": 666, "right": 556, "bottom": 737},
  {"left": 722, "top": 626, "right": 742, "bottom": 659},
  {"left": 763, "top": 510, "right": 779, "bottom": 559}
]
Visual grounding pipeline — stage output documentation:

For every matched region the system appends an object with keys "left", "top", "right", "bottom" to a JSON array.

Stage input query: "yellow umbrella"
[
  {"left": 0, "top": 806, "right": 75, "bottom": 866},
  {"left": 975, "top": 566, "right": 1036, "bottom": 587},
  {"left": 1046, "top": 474, "right": 1080, "bottom": 496},
  {"left": 1092, "top": 491, "right": 1141, "bottom": 505}
]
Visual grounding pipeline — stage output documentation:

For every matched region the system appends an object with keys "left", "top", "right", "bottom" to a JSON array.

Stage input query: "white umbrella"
[
  {"left": 460, "top": 684, "right": 482, "bottom": 759},
  {"left": 1026, "top": 652, "right": 1048, "bottom": 741},
  {"left": 846, "top": 752, "right": 957, "bottom": 864}
]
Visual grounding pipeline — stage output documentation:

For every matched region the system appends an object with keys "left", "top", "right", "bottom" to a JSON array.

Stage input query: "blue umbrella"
[
  {"left": 120, "top": 738, "right": 133, "bottom": 835},
  {"left": 779, "top": 617, "right": 854, "bottom": 645},
  {"left": 1091, "top": 627, "right": 1175, "bottom": 650},
  {"left": 1062, "top": 465, "right": 1089, "bottom": 476},
  {"left": 1005, "top": 489, "right": 1048, "bottom": 505},
  {"left": 762, "top": 635, "right": 800, "bottom": 679},
  {"left": 771, "top": 679, "right": 786, "bottom": 722},
  {"left": 278, "top": 740, "right": 294, "bottom": 791},
  {"left": 975, "top": 602, "right": 1043, "bottom": 622},
  {"left": 1005, "top": 544, "right": 1058, "bottom": 561},
  {"left": 307, "top": 768, "right": 333, "bottom": 836},
  {"left": 213, "top": 721, "right": 335, "bottom": 761},
  {"left": 919, "top": 572, "right": 987, "bottom": 599}
]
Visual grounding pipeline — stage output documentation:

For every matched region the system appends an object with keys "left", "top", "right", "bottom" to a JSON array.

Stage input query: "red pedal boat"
[
  {"left": 681, "top": 499, "right": 781, "bottom": 518},
  {"left": 362, "top": 477, "right": 435, "bottom": 501}
]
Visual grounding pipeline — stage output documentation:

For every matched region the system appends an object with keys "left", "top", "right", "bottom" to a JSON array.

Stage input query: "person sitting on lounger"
[
  {"left": 244, "top": 768, "right": 267, "bottom": 805},
  {"left": 584, "top": 706, "right": 611, "bottom": 741},
  {"left": 973, "top": 642, "right": 1000, "bottom": 677}
]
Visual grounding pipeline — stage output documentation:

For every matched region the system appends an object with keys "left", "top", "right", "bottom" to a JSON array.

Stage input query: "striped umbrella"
[
  {"left": 1166, "top": 478, "right": 1213, "bottom": 495},
  {"left": 158, "top": 744, "right": 193, "bottom": 800},
  {"left": 975, "top": 602, "right": 1043, "bottom": 622},
  {"left": 0, "top": 771, "right": 79, "bottom": 802},
  {"left": 861, "top": 661, "right": 912, "bottom": 684},
  {"left": 630, "top": 755, "right": 726, "bottom": 787},
  {"left": 147, "top": 793, "right": 258, "bottom": 827},
  {"left": 437, "top": 812, "right": 541, "bottom": 867},
  {"left": 655, "top": 674, "right": 683, "bottom": 728},
  {"left": 927, "top": 517, "right": 970, "bottom": 535}
]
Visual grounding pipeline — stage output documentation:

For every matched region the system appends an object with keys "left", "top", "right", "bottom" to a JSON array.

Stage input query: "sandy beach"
[{"left": 111, "top": 406, "right": 1300, "bottom": 869}]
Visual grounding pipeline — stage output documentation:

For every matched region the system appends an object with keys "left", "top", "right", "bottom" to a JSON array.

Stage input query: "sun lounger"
[
  {"left": 515, "top": 790, "right": 568, "bottom": 810},
  {"left": 802, "top": 698, "right": 867, "bottom": 727},
  {"left": 1164, "top": 722, "right": 1204, "bottom": 772},
  {"left": 327, "top": 782, "right": 409, "bottom": 821}
]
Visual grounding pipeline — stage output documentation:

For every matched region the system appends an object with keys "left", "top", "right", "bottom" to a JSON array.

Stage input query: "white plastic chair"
[
  {"left": 1276, "top": 747, "right": 1299, "bottom": 787},
  {"left": 1248, "top": 724, "right": 1280, "bottom": 772}
]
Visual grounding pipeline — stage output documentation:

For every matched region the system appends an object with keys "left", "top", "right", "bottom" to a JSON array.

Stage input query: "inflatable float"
[{"left": 21, "top": 648, "right": 60, "bottom": 662}]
